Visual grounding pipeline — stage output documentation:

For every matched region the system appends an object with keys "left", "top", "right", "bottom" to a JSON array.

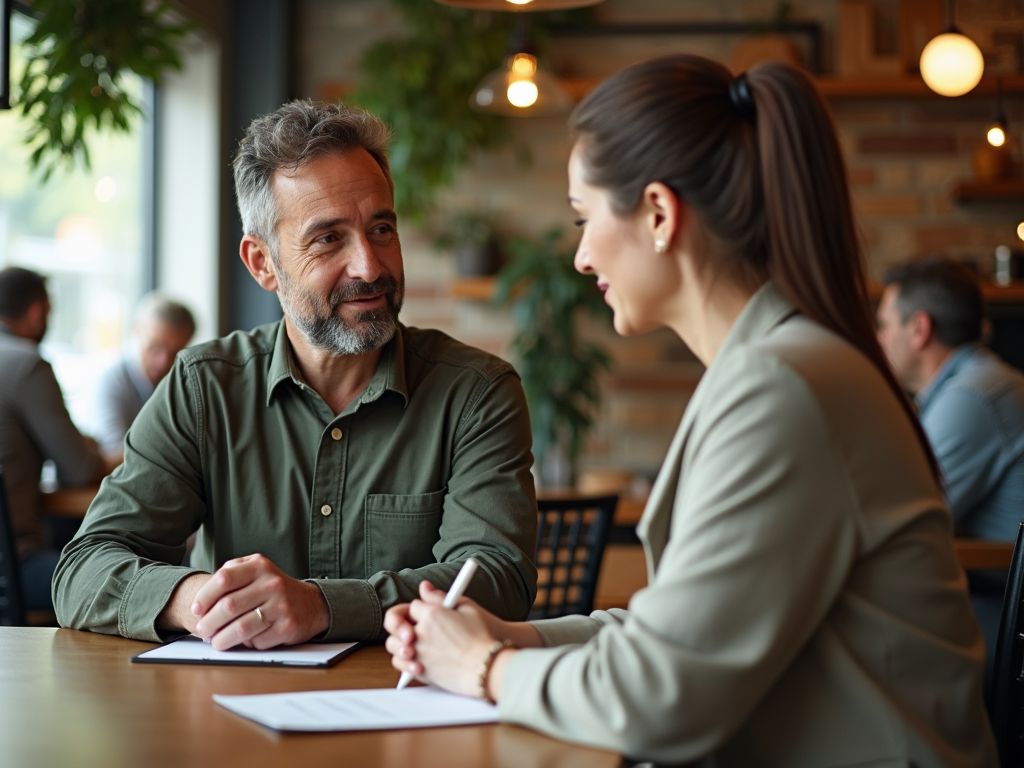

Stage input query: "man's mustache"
[{"left": 329, "top": 276, "right": 400, "bottom": 306}]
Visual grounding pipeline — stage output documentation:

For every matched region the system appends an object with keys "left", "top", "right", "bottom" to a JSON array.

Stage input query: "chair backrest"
[
  {"left": 0, "top": 469, "right": 27, "bottom": 627},
  {"left": 530, "top": 495, "right": 617, "bottom": 621},
  {"left": 990, "top": 521, "right": 1024, "bottom": 766}
]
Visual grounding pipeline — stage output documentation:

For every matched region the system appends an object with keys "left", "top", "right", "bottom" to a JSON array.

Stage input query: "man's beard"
[{"left": 277, "top": 269, "right": 404, "bottom": 356}]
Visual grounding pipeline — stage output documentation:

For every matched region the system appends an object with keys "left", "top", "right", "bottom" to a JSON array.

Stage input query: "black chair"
[
  {"left": 530, "top": 495, "right": 617, "bottom": 621},
  {"left": 0, "top": 469, "right": 27, "bottom": 627},
  {"left": 989, "top": 521, "right": 1024, "bottom": 766}
]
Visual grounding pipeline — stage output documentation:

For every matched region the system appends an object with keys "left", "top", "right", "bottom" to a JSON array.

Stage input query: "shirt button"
[
  {"left": 331, "top": 427, "right": 342, "bottom": 441},
  {"left": 321, "top": 504, "right": 332, "bottom": 516}
]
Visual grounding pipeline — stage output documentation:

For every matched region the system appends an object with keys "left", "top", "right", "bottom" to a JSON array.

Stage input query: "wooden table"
[{"left": 0, "top": 628, "right": 621, "bottom": 768}]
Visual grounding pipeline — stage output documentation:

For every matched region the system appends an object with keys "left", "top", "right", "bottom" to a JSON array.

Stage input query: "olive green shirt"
[{"left": 53, "top": 321, "right": 538, "bottom": 643}]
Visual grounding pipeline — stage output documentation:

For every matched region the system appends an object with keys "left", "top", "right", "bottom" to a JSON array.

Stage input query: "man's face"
[
  {"left": 26, "top": 296, "right": 50, "bottom": 344},
  {"left": 876, "top": 284, "right": 920, "bottom": 389},
  {"left": 269, "top": 148, "right": 404, "bottom": 356},
  {"left": 137, "top": 318, "right": 193, "bottom": 386}
]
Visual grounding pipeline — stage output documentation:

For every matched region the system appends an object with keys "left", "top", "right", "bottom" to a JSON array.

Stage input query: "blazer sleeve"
[{"left": 497, "top": 349, "right": 860, "bottom": 765}]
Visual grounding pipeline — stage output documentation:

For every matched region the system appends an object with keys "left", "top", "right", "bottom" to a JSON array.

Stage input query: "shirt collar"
[
  {"left": 266, "top": 320, "right": 410, "bottom": 409},
  {"left": 915, "top": 344, "right": 978, "bottom": 413}
]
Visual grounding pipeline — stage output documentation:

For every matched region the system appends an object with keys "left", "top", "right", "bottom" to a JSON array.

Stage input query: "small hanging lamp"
[
  {"left": 470, "top": 18, "right": 572, "bottom": 117},
  {"left": 919, "top": 0, "right": 984, "bottom": 97},
  {"left": 435, "top": 0, "right": 605, "bottom": 10},
  {"left": 986, "top": 77, "right": 1007, "bottom": 148}
]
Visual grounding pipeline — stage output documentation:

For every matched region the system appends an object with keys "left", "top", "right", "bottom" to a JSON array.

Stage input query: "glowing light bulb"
[
  {"left": 987, "top": 125, "right": 1006, "bottom": 147},
  {"left": 1018, "top": 222, "right": 1024, "bottom": 243},
  {"left": 920, "top": 32, "right": 985, "bottom": 97},
  {"left": 511, "top": 54, "right": 537, "bottom": 76},
  {"left": 507, "top": 80, "right": 539, "bottom": 108},
  {"left": 505, "top": 0, "right": 535, "bottom": 4}
]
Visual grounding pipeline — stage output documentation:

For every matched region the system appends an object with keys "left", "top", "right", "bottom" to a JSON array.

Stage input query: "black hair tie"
[{"left": 728, "top": 73, "right": 757, "bottom": 124}]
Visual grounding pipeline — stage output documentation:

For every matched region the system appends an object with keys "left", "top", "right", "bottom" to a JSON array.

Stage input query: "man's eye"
[{"left": 317, "top": 233, "right": 339, "bottom": 244}]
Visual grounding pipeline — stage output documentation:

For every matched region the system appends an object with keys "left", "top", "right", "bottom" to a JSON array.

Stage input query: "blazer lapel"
[{"left": 635, "top": 282, "right": 799, "bottom": 580}]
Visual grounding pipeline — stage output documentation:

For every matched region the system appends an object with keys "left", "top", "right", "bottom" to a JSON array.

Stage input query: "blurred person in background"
[
  {"left": 93, "top": 293, "right": 195, "bottom": 464},
  {"left": 877, "top": 256, "right": 1024, "bottom": 695},
  {"left": 0, "top": 267, "right": 108, "bottom": 612}
]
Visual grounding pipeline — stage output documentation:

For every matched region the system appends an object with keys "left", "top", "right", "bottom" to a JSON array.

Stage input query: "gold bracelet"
[{"left": 476, "top": 639, "right": 516, "bottom": 705}]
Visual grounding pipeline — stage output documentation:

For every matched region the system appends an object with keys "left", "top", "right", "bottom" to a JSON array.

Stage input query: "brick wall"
[{"left": 296, "top": 0, "right": 1023, "bottom": 484}]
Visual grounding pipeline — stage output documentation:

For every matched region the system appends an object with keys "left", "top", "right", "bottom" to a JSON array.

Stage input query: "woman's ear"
[{"left": 640, "top": 181, "right": 683, "bottom": 254}]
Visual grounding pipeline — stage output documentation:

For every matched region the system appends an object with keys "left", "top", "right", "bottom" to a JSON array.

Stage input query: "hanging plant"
[
  {"left": 494, "top": 228, "right": 612, "bottom": 482},
  {"left": 16, "top": 0, "right": 192, "bottom": 180},
  {"left": 353, "top": 0, "right": 515, "bottom": 223},
  {"left": 354, "top": 0, "right": 592, "bottom": 223}
]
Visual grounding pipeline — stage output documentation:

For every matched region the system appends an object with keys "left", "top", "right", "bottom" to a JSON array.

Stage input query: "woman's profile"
[{"left": 385, "top": 54, "right": 997, "bottom": 767}]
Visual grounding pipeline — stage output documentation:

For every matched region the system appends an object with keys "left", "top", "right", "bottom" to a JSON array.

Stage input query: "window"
[{"left": 0, "top": 11, "right": 149, "bottom": 428}]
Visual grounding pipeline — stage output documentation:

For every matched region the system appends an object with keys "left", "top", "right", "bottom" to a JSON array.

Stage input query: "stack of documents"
[{"left": 214, "top": 687, "right": 499, "bottom": 732}]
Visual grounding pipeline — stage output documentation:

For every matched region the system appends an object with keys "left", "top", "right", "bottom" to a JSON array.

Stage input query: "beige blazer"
[{"left": 500, "top": 284, "right": 997, "bottom": 767}]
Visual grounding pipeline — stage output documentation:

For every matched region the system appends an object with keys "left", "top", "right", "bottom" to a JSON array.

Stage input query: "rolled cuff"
[
  {"left": 119, "top": 565, "right": 203, "bottom": 643},
  {"left": 309, "top": 578, "right": 382, "bottom": 642}
]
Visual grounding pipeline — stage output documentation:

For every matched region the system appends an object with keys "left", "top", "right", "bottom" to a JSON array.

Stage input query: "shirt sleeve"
[
  {"left": 52, "top": 360, "right": 206, "bottom": 641},
  {"left": 313, "top": 370, "right": 539, "bottom": 642},
  {"left": 16, "top": 356, "right": 103, "bottom": 486},
  {"left": 919, "top": 386, "right": 1005, "bottom": 527},
  {"left": 497, "top": 351, "right": 859, "bottom": 764}
]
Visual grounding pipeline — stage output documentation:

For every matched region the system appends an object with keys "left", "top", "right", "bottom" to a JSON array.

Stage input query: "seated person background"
[
  {"left": 53, "top": 100, "right": 538, "bottom": 648},
  {"left": 876, "top": 257, "right": 1024, "bottom": 542},
  {"left": 0, "top": 267, "right": 107, "bottom": 612},
  {"left": 93, "top": 292, "right": 195, "bottom": 463},
  {"left": 877, "top": 256, "right": 1024, "bottom": 691}
]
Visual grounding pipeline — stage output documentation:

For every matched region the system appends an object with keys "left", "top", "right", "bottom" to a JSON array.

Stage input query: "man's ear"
[
  {"left": 239, "top": 235, "right": 280, "bottom": 293},
  {"left": 908, "top": 309, "right": 934, "bottom": 351},
  {"left": 640, "top": 181, "right": 683, "bottom": 253}
]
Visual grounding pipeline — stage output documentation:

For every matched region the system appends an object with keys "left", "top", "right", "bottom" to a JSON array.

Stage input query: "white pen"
[{"left": 396, "top": 556, "right": 479, "bottom": 690}]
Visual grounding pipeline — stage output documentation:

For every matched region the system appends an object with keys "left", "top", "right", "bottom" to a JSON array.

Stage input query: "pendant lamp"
[
  {"left": 986, "top": 78, "right": 1007, "bottom": 148},
  {"left": 919, "top": 0, "right": 984, "bottom": 97},
  {"left": 470, "top": 19, "right": 572, "bottom": 117},
  {"left": 435, "top": 0, "right": 605, "bottom": 10}
]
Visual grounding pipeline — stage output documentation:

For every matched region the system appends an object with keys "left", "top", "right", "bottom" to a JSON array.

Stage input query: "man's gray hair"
[
  {"left": 135, "top": 292, "right": 196, "bottom": 335},
  {"left": 232, "top": 100, "right": 394, "bottom": 257}
]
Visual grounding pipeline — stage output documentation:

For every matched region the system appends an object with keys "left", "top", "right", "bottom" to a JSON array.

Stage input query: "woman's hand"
[
  {"left": 385, "top": 581, "right": 497, "bottom": 696},
  {"left": 384, "top": 581, "right": 544, "bottom": 700}
]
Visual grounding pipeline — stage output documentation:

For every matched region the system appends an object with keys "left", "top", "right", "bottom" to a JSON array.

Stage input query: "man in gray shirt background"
[
  {"left": 93, "top": 293, "right": 195, "bottom": 463},
  {"left": 0, "top": 267, "right": 108, "bottom": 612}
]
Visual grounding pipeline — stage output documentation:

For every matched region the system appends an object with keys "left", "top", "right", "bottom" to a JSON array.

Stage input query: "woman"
[{"left": 385, "top": 55, "right": 997, "bottom": 767}]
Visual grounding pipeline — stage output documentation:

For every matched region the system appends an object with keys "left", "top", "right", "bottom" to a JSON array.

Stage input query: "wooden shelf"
[
  {"left": 450, "top": 275, "right": 498, "bottom": 300},
  {"left": 563, "top": 73, "right": 1024, "bottom": 102},
  {"left": 952, "top": 180, "right": 1024, "bottom": 203}
]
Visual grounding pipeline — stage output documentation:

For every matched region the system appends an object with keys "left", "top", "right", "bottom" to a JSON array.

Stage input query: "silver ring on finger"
[{"left": 254, "top": 606, "right": 265, "bottom": 624}]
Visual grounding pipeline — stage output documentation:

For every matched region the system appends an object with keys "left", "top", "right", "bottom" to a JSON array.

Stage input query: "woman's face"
[{"left": 568, "top": 144, "right": 676, "bottom": 337}]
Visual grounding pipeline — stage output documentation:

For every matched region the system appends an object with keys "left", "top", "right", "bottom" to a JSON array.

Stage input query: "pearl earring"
[{"left": 654, "top": 239, "right": 668, "bottom": 254}]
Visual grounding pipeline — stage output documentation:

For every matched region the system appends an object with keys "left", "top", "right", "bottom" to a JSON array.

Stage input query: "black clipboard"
[{"left": 131, "top": 636, "right": 359, "bottom": 668}]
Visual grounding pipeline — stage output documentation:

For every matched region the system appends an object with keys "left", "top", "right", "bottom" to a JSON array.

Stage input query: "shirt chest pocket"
[{"left": 364, "top": 489, "right": 446, "bottom": 577}]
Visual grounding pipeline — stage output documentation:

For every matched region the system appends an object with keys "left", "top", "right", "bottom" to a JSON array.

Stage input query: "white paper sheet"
[
  {"left": 133, "top": 636, "right": 358, "bottom": 667},
  {"left": 213, "top": 686, "right": 499, "bottom": 731}
]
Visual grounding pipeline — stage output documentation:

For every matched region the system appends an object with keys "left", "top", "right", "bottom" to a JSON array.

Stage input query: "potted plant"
[
  {"left": 433, "top": 209, "right": 502, "bottom": 276},
  {"left": 494, "top": 229, "right": 611, "bottom": 488}
]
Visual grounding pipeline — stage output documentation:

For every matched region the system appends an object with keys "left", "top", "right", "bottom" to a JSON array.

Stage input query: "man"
[
  {"left": 0, "top": 267, "right": 107, "bottom": 612},
  {"left": 877, "top": 257, "right": 1024, "bottom": 542},
  {"left": 54, "top": 101, "right": 538, "bottom": 648},
  {"left": 93, "top": 293, "right": 195, "bottom": 462},
  {"left": 877, "top": 257, "right": 1024, "bottom": 690}
]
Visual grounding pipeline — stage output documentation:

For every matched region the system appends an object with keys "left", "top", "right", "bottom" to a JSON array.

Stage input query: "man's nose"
[{"left": 347, "top": 235, "right": 385, "bottom": 283}]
